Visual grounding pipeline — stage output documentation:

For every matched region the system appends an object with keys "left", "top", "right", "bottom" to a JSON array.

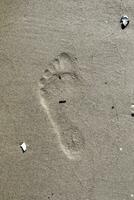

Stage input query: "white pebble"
[
  {"left": 20, "top": 142, "right": 27, "bottom": 152},
  {"left": 119, "top": 147, "right": 123, "bottom": 151},
  {"left": 131, "top": 194, "right": 134, "bottom": 197}
]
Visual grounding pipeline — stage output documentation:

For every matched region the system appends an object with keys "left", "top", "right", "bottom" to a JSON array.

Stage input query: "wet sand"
[{"left": 1, "top": 0, "right": 134, "bottom": 199}]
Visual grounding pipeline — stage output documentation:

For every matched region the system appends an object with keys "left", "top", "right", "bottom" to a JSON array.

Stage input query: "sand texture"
[{"left": 1, "top": 0, "right": 134, "bottom": 199}]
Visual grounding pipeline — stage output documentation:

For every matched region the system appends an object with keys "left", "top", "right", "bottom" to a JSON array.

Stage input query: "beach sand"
[{"left": 1, "top": 0, "right": 134, "bottom": 199}]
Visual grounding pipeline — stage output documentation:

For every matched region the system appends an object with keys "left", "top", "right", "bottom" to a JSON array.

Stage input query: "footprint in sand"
[{"left": 38, "top": 52, "right": 86, "bottom": 160}]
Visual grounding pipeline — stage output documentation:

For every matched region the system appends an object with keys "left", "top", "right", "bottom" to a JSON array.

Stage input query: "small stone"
[
  {"left": 20, "top": 142, "right": 27, "bottom": 152},
  {"left": 119, "top": 147, "right": 123, "bottom": 151},
  {"left": 120, "top": 15, "right": 129, "bottom": 29}
]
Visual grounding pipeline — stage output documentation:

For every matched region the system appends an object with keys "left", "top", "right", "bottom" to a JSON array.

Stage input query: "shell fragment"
[
  {"left": 120, "top": 15, "right": 129, "bottom": 29},
  {"left": 20, "top": 142, "right": 27, "bottom": 152}
]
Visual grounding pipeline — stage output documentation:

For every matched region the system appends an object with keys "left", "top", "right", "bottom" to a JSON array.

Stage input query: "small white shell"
[
  {"left": 20, "top": 142, "right": 27, "bottom": 152},
  {"left": 120, "top": 15, "right": 129, "bottom": 29}
]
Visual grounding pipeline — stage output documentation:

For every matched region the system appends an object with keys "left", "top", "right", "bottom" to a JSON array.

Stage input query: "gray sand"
[{"left": 1, "top": 0, "right": 134, "bottom": 199}]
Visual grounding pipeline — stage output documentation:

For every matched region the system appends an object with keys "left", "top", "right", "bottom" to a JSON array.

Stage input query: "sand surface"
[{"left": 1, "top": 0, "right": 134, "bottom": 199}]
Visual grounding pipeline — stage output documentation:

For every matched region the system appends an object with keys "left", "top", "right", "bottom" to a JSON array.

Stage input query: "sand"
[{"left": 1, "top": 0, "right": 134, "bottom": 199}]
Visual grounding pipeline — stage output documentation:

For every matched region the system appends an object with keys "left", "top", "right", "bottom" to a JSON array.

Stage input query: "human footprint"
[{"left": 38, "top": 52, "right": 85, "bottom": 160}]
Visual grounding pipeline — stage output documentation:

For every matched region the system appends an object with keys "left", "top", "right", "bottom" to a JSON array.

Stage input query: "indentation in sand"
[{"left": 38, "top": 52, "right": 85, "bottom": 160}]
